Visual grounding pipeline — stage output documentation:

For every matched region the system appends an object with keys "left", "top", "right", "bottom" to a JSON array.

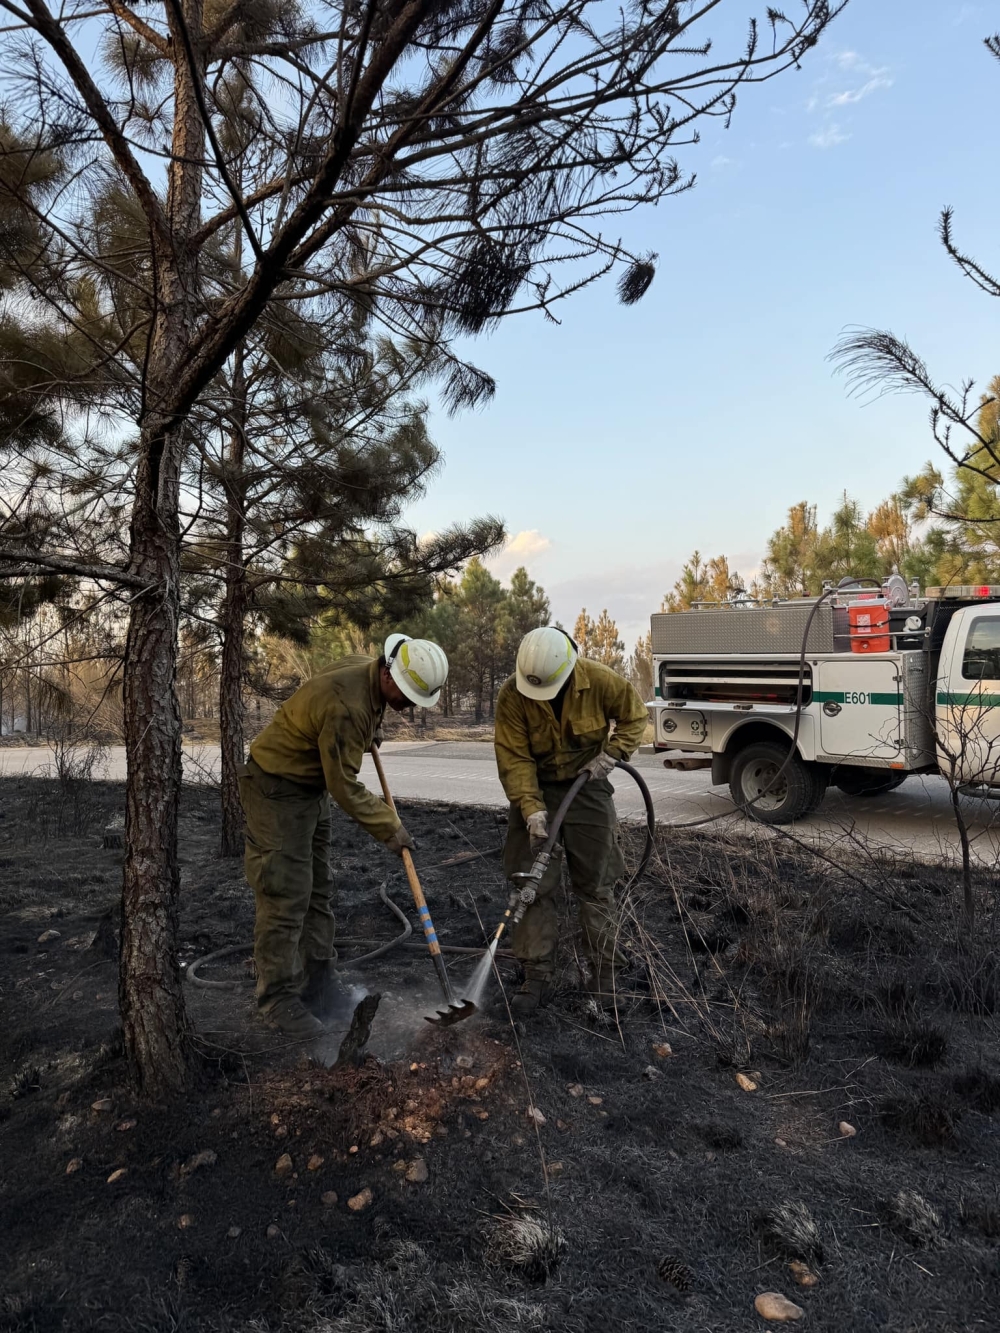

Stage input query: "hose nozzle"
[{"left": 507, "top": 862, "right": 546, "bottom": 925}]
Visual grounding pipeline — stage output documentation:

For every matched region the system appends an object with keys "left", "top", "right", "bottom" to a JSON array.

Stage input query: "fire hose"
[{"left": 482, "top": 758, "right": 656, "bottom": 955}]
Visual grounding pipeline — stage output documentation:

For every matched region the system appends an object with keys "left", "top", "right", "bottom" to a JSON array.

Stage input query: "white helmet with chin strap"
[
  {"left": 384, "top": 633, "right": 449, "bottom": 708},
  {"left": 515, "top": 626, "right": 579, "bottom": 701}
]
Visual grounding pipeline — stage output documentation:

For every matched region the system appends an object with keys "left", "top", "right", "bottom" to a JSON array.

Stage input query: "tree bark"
[
  {"left": 219, "top": 341, "right": 248, "bottom": 858},
  {"left": 119, "top": 422, "right": 188, "bottom": 1097}
]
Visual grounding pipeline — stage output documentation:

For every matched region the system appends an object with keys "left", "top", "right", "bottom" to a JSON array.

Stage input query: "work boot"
[
  {"left": 511, "top": 977, "right": 551, "bottom": 1022},
  {"left": 300, "top": 959, "right": 354, "bottom": 1023},
  {"left": 262, "top": 995, "right": 325, "bottom": 1039}
]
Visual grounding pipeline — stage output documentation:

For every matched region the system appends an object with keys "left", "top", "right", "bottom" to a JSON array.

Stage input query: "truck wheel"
[
  {"left": 833, "top": 769, "right": 907, "bottom": 798},
  {"left": 729, "top": 741, "right": 814, "bottom": 825}
]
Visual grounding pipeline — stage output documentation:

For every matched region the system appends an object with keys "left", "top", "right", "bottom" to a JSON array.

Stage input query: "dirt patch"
[{"left": 3, "top": 774, "right": 1000, "bottom": 1332}]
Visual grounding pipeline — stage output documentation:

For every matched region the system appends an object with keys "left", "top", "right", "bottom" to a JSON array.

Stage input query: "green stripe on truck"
[
  {"left": 937, "top": 691, "right": 1000, "bottom": 706},
  {"left": 813, "top": 691, "right": 903, "bottom": 705}
]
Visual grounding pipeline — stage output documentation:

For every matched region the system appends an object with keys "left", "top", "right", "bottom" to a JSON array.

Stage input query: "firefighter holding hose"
[
  {"left": 494, "top": 627, "right": 649, "bottom": 1020},
  {"left": 239, "top": 633, "right": 449, "bottom": 1038}
]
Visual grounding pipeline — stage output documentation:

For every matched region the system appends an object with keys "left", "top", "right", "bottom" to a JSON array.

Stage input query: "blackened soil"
[{"left": 3, "top": 774, "right": 1000, "bottom": 1333}]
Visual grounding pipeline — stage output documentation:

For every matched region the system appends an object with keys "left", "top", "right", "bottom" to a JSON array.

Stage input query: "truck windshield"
[{"left": 962, "top": 616, "right": 1000, "bottom": 681}]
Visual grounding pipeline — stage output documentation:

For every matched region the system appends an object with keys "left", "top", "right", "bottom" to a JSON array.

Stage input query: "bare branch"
[{"left": 0, "top": 546, "right": 147, "bottom": 587}]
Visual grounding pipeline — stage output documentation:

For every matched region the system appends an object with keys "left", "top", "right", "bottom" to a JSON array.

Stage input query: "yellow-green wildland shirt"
[
  {"left": 494, "top": 658, "right": 649, "bottom": 819},
  {"left": 249, "top": 656, "right": 399, "bottom": 841}
]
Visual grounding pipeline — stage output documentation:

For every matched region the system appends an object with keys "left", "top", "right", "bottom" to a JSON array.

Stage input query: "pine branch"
[
  {"left": 0, "top": 547, "right": 147, "bottom": 588},
  {"left": 106, "top": 0, "right": 170, "bottom": 55},
  {"left": 11, "top": 0, "right": 172, "bottom": 253}
]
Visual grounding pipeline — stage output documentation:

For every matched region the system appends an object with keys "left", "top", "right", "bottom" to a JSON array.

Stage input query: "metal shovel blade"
[{"left": 424, "top": 998, "right": 477, "bottom": 1026}]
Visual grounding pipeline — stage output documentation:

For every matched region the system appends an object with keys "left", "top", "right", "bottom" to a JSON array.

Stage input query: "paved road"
[{"left": 3, "top": 740, "right": 999, "bottom": 864}]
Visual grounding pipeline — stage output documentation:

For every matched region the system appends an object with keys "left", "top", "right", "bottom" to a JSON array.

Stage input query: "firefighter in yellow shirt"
[
  {"left": 494, "top": 627, "right": 649, "bottom": 1019},
  {"left": 240, "top": 634, "right": 448, "bottom": 1037}
]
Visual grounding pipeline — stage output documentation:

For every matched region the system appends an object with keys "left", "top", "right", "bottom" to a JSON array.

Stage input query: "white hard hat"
[
  {"left": 384, "top": 633, "right": 448, "bottom": 708},
  {"left": 515, "top": 627, "right": 578, "bottom": 701}
]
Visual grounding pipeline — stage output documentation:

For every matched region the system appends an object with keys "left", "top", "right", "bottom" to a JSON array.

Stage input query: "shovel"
[{"left": 370, "top": 745, "right": 476, "bottom": 1026}]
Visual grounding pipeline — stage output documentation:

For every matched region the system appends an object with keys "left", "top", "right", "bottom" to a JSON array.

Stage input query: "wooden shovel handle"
[{"left": 369, "top": 746, "right": 444, "bottom": 963}]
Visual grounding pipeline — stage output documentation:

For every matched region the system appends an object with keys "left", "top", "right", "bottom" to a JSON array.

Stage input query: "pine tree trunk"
[
  {"left": 118, "top": 0, "right": 206, "bottom": 1097},
  {"left": 119, "top": 423, "right": 188, "bottom": 1098},
  {"left": 218, "top": 343, "right": 248, "bottom": 858}
]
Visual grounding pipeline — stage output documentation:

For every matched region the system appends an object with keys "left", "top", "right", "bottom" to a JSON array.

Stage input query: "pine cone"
[{"left": 657, "top": 1256, "right": 694, "bottom": 1292}]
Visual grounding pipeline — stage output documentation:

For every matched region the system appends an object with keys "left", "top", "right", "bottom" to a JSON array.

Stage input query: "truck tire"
[
  {"left": 833, "top": 769, "right": 907, "bottom": 798},
  {"left": 729, "top": 741, "right": 815, "bottom": 825}
]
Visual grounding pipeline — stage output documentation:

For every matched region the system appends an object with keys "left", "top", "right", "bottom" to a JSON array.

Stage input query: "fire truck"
[{"left": 648, "top": 576, "right": 1000, "bottom": 823}]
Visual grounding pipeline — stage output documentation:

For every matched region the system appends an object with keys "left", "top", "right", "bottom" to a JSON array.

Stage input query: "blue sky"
[{"left": 405, "top": 0, "right": 999, "bottom": 647}]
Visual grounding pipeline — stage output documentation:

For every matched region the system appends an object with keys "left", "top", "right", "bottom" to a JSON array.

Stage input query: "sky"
[{"left": 403, "top": 0, "right": 1000, "bottom": 648}]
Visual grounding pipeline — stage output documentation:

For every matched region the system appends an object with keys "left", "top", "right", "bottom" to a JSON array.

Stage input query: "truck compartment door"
[
  {"left": 816, "top": 659, "right": 902, "bottom": 761},
  {"left": 936, "top": 608, "right": 1000, "bottom": 785}
]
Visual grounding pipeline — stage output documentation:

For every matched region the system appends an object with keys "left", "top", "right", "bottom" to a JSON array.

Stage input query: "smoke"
[{"left": 314, "top": 970, "right": 487, "bottom": 1066}]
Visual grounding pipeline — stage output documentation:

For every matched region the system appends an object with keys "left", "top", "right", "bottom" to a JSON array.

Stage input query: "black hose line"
[
  {"left": 616, "top": 759, "right": 657, "bottom": 884},
  {"left": 533, "top": 760, "right": 656, "bottom": 887}
]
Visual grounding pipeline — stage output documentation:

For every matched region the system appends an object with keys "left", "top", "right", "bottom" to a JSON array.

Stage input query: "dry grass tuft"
[
  {"left": 877, "top": 1021, "right": 948, "bottom": 1069},
  {"left": 483, "top": 1214, "right": 567, "bottom": 1283},
  {"left": 884, "top": 1190, "right": 942, "bottom": 1247},
  {"left": 757, "top": 1202, "right": 823, "bottom": 1265},
  {"left": 880, "top": 1092, "right": 958, "bottom": 1146},
  {"left": 953, "top": 1067, "right": 1000, "bottom": 1114},
  {"left": 940, "top": 948, "right": 1000, "bottom": 1016},
  {"left": 8, "top": 1066, "right": 41, "bottom": 1100}
]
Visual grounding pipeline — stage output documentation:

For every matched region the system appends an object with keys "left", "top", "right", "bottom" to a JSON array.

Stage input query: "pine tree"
[
  {"left": 451, "top": 559, "right": 506, "bottom": 722},
  {"left": 626, "top": 632, "right": 654, "bottom": 700},
  {"left": 664, "top": 552, "right": 743, "bottom": 610},
  {"left": 591, "top": 610, "right": 625, "bottom": 672},
  {"left": 574, "top": 607, "right": 624, "bottom": 672},
  {"left": 498, "top": 567, "right": 550, "bottom": 678}
]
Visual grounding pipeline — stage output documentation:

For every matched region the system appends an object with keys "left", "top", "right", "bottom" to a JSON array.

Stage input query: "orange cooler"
[{"left": 848, "top": 599, "right": 890, "bottom": 653}]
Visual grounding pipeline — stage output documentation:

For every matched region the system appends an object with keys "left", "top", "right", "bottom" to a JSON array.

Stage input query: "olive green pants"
[
  {"left": 503, "top": 777, "right": 625, "bottom": 982},
  {"left": 238, "top": 758, "right": 336, "bottom": 1011}
]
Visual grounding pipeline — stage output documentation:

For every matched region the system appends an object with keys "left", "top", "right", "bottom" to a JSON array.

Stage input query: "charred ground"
[{"left": 3, "top": 774, "right": 1000, "bottom": 1332}]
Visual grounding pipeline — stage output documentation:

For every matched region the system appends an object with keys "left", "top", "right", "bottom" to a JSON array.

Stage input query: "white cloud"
[
  {"left": 809, "top": 123, "right": 850, "bottom": 149},
  {"left": 711, "top": 154, "right": 733, "bottom": 168},
  {"left": 836, "top": 50, "right": 861, "bottom": 70},
  {"left": 505, "top": 529, "right": 551, "bottom": 559},
  {"left": 828, "top": 74, "right": 893, "bottom": 106},
  {"left": 486, "top": 528, "right": 553, "bottom": 580}
]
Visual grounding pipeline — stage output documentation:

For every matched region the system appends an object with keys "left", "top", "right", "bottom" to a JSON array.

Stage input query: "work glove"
[
  {"left": 582, "top": 751, "right": 617, "bottom": 781},
  {"left": 371, "top": 725, "right": 384, "bottom": 750},
  {"left": 526, "top": 810, "right": 549, "bottom": 855},
  {"left": 384, "top": 824, "right": 416, "bottom": 857}
]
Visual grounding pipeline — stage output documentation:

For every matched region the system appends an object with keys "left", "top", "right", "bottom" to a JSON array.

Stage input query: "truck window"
[{"left": 962, "top": 616, "right": 1000, "bottom": 681}]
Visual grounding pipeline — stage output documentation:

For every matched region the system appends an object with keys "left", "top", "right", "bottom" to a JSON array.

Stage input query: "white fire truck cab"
[{"left": 648, "top": 577, "right": 1000, "bottom": 824}]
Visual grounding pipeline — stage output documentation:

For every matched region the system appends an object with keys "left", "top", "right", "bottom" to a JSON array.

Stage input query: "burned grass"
[{"left": 3, "top": 775, "right": 1000, "bottom": 1331}]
